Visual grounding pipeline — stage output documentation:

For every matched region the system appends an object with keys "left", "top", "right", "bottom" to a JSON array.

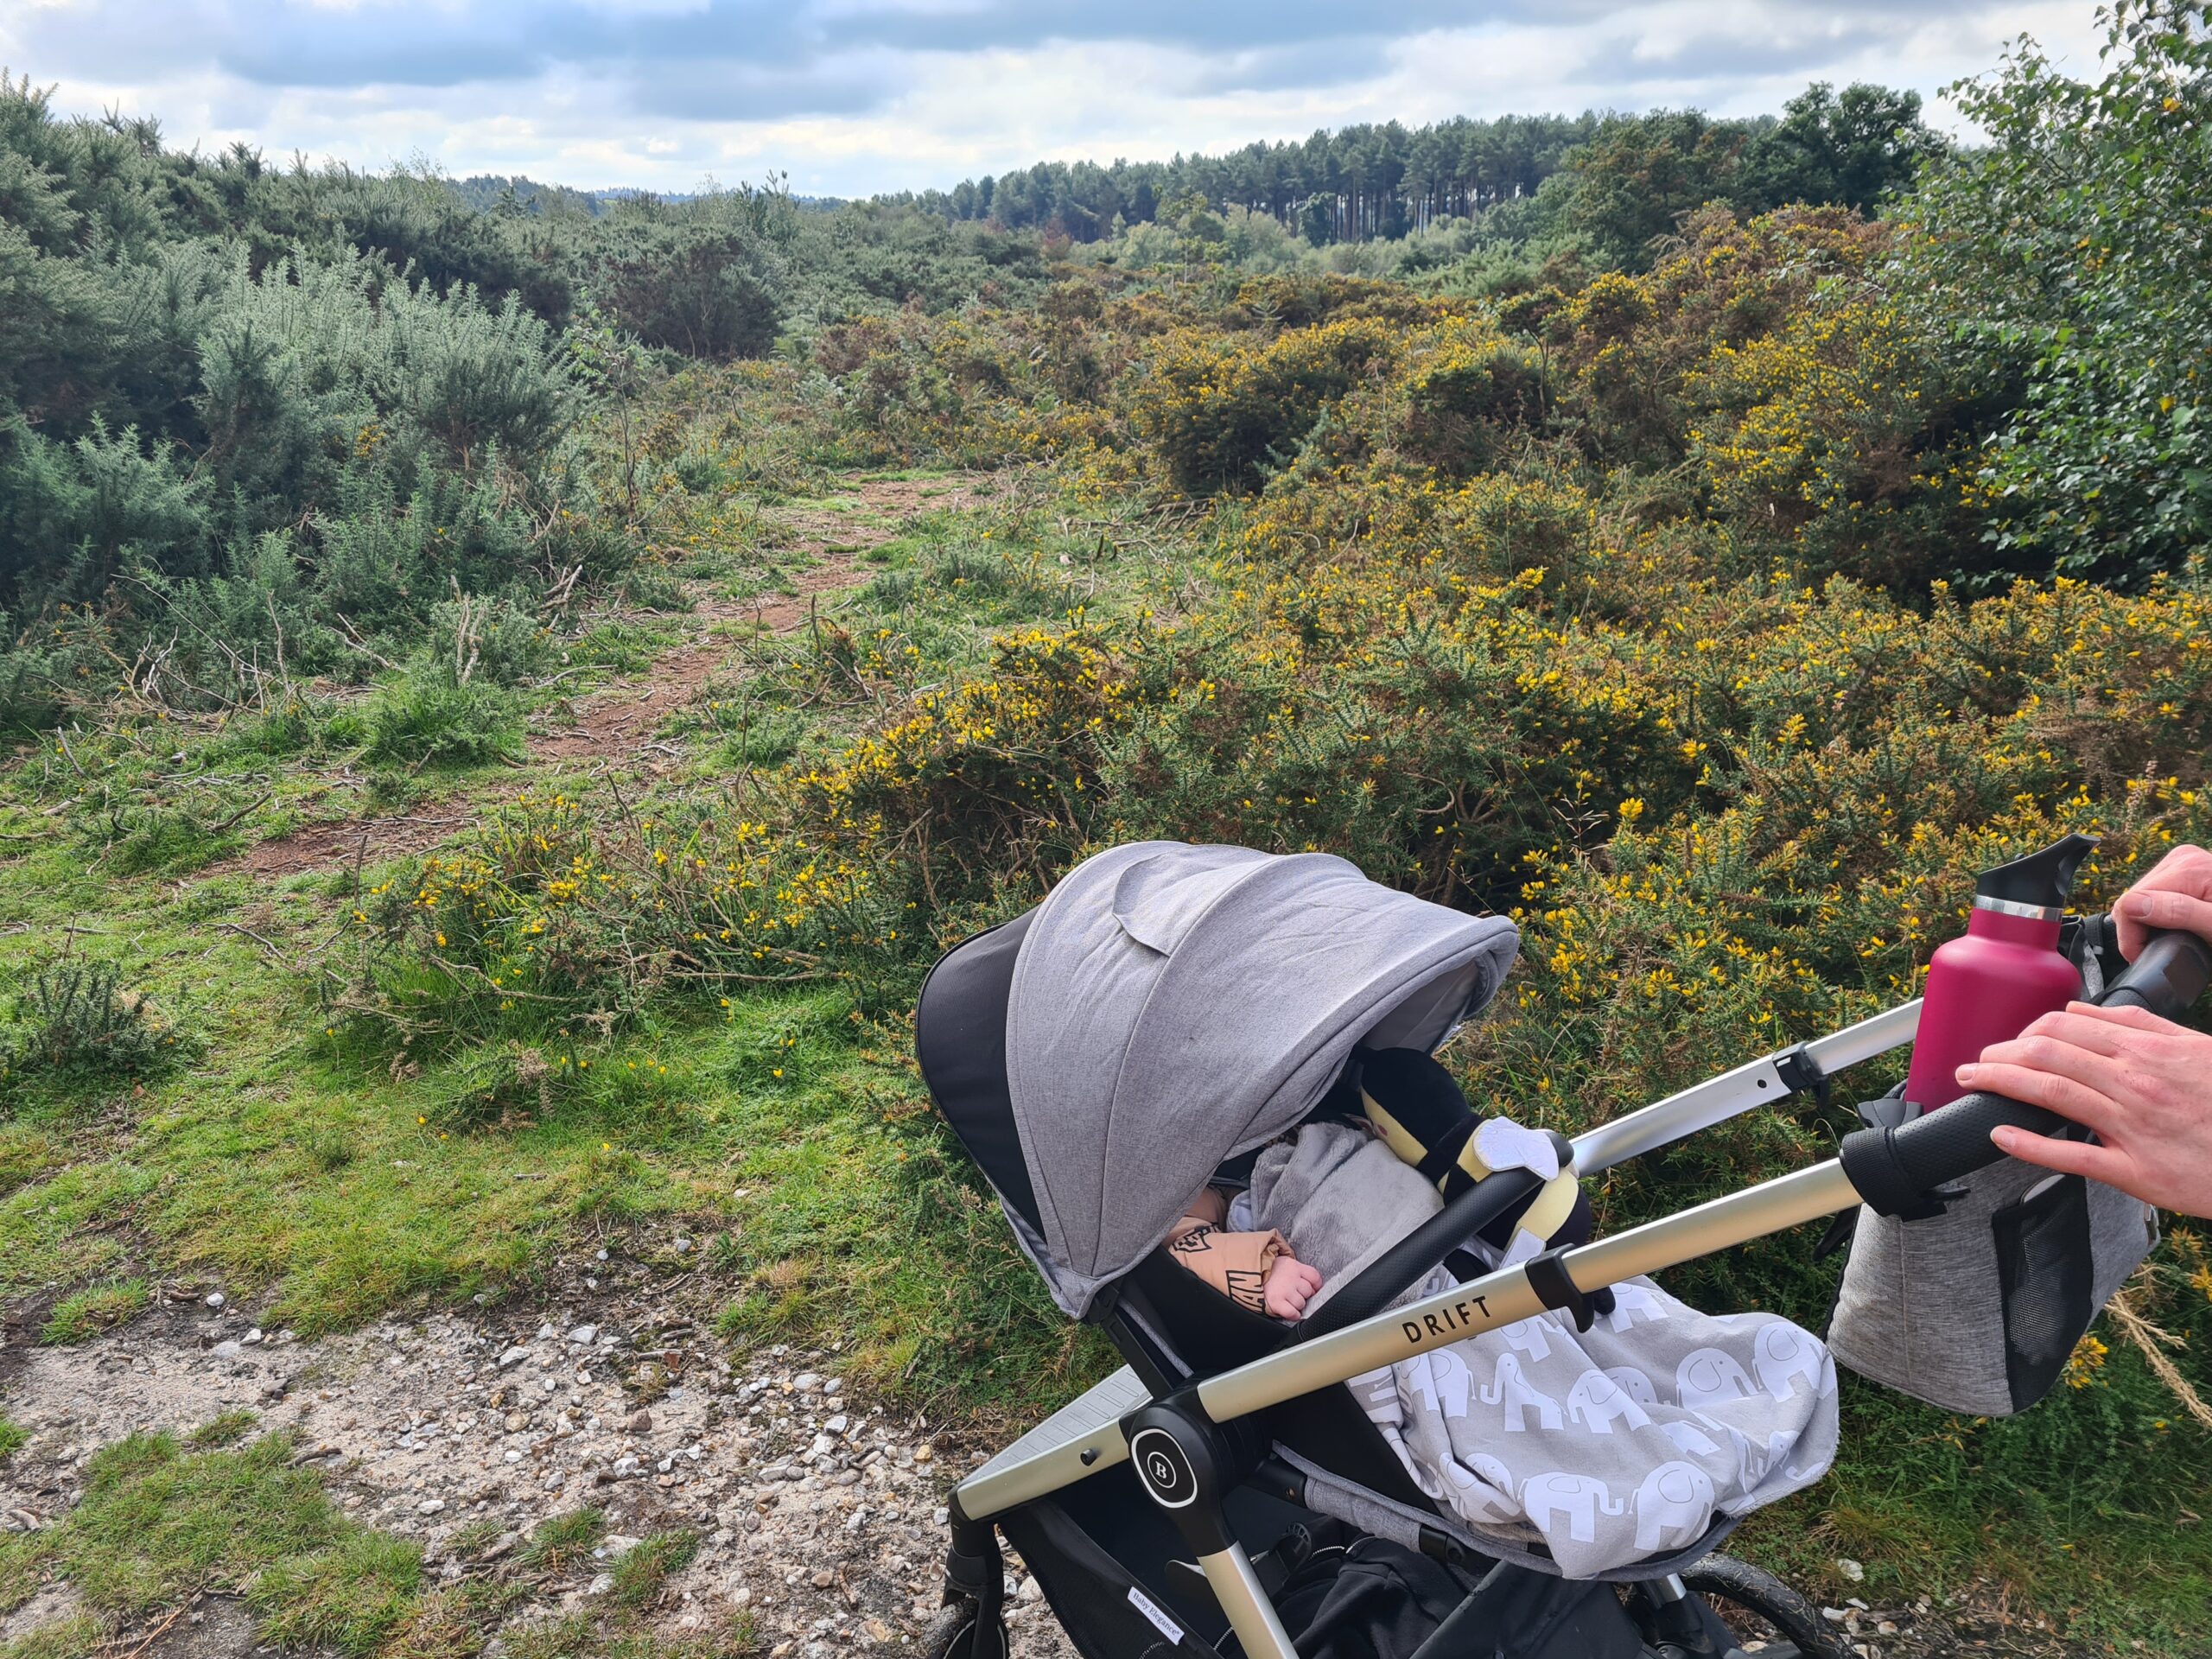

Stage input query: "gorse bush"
[
  {"left": 0, "top": 961, "right": 194, "bottom": 1090},
  {"left": 361, "top": 663, "right": 524, "bottom": 768},
  {"left": 1135, "top": 313, "right": 1402, "bottom": 493}
]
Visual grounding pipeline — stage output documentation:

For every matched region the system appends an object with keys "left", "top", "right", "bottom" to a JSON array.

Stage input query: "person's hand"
[
  {"left": 2113, "top": 843, "right": 2212, "bottom": 962},
  {"left": 1960, "top": 1001, "right": 2212, "bottom": 1217},
  {"left": 1265, "top": 1255, "right": 1325, "bottom": 1320}
]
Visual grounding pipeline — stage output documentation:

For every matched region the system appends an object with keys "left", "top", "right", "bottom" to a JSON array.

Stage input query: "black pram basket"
[{"left": 912, "top": 841, "right": 2212, "bottom": 1659}]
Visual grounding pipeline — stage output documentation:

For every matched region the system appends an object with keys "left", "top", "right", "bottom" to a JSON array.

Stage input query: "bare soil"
[{"left": 203, "top": 472, "right": 987, "bottom": 882}]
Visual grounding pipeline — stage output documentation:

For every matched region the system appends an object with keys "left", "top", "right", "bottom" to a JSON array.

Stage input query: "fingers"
[
  {"left": 1965, "top": 1024, "right": 2135, "bottom": 1095},
  {"left": 2052, "top": 999, "right": 2182, "bottom": 1035},
  {"left": 2000, "top": 1007, "right": 2140, "bottom": 1058},
  {"left": 1990, "top": 1124, "right": 2133, "bottom": 1187},
  {"left": 1269, "top": 1268, "right": 1320, "bottom": 1319},
  {"left": 1953, "top": 1057, "right": 2122, "bottom": 1136},
  {"left": 2116, "top": 845, "right": 2212, "bottom": 959}
]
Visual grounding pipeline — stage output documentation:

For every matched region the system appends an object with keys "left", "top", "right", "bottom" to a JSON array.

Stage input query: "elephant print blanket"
[{"left": 1247, "top": 1122, "right": 1840, "bottom": 1579}]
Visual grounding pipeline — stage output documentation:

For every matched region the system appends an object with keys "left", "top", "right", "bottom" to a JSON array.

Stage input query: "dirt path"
[
  {"left": 1, "top": 1244, "right": 1075, "bottom": 1659},
  {"left": 208, "top": 472, "right": 988, "bottom": 882}
]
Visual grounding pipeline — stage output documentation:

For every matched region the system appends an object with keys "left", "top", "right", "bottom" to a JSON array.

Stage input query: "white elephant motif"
[
  {"left": 1657, "top": 1418, "right": 1720, "bottom": 1457},
  {"left": 1675, "top": 1347, "right": 1758, "bottom": 1408},
  {"left": 1502, "top": 1313, "right": 1564, "bottom": 1363},
  {"left": 1438, "top": 1452, "right": 1521, "bottom": 1525},
  {"left": 1479, "top": 1351, "right": 1564, "bottom": 1432},
  {"left": 1631, "top": 1460, "right": 1716, "bottom": 1554},
  {"left": 1751, "top": 1322, "right": 1827, "bottom": 1402},
  {"left": 1520, "top": 1471, "right": 1625, "bottom": 1544},
  {"left": 1408, "top": 1348, "right": 1474, "bottom": 1419},
  {"left": 1726, "top": 1427, "right": 1789, "bottom": 1488},
  {"left": 1604, "top": 1282, "right": 1670, "bottom": 1332},
  {"left": 1351, "top": 1367, "right": 1398, "bottom": 1421},
  {"left": 1605, "top": 1366, "right": 1661, "bottom": 1406},
  {"left": 1566, "top": 1368, "right": 1652, "bottom": 1434}
]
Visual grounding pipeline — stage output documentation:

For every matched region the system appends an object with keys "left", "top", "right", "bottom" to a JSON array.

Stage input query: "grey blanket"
[{"left": 1249, "top": 1122, "right": 1840, "bottom": 1579}]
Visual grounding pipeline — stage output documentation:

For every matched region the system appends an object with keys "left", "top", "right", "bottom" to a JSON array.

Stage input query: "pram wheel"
[
  {"left": 1641, "top": 1554, "right": 1846, "bottom": 1659},
  {"left": 919, "top": 1600, "right": 1011, "bottom": 1659}
]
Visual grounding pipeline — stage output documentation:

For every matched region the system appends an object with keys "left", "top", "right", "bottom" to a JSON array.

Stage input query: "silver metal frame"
[
  {"left": 1570, "top": 999, "right": 1919, "bottom": 1174},
  {"left": 952, "top": 998, "right": 1927, "bottom": 1659}
]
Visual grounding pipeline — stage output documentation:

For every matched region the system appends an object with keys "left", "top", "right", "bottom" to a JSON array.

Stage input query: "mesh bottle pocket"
[{"left": 1992, "top": 1173, "right": 2094, "bottom": 1409}]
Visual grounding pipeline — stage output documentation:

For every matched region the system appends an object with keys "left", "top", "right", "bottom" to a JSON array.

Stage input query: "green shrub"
[
  {"left": 1, "top": 962, "right": 194, "bottom": 1090},
  {"left": 0, "top": 636, "right": 67, "bottom": 734},
  {"left": 1902, "top": 0, "right": 2212, "bottom": 586},
  {"left": 362, "top": 664, "right": 523, "bottom": 767},
  {"left": 219, "top": 694, "right": 337, "bottom": 760},
  {"left": 430, "top": 592, "right": 557, "bottom": 688},
  {"left": 1135, "top": 315, "right": 1401, "bottom": 493},
  {"left": 1398, "top": 320, "right": 1549, "bottom": 474}
]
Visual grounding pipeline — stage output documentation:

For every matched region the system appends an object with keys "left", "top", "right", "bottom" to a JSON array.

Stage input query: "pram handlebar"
[
  {"left": 2098, "top": 925, "right": 2212, "bottom": 1015},
  {"left": 1842, "top": 925, "right": 2212, "bottom": 1214}
]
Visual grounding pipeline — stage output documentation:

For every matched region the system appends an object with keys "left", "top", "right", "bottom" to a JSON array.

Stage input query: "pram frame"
[{"left": 948, "top": 928, "right": 2210, "bottom": 1659}]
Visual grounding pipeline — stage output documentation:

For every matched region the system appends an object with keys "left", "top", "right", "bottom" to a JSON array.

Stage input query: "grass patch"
[
  {"left": 0, "top": 1429, "right": 432, "bottom": 1656},
  {"left": 363, "top": 669, "right": 523, "bottom": 768},
  {"left": 0, "top": 1616, "right": 105, "bottom": 1659},
  {"left": 0, "top": 1418, "right": 26, "bottom": 1463},
  {"left": 39, "top": 1278, "right": 149, "bottom": 1344},
  {"left": 518, "top": 1510, "right": 605, "bottom": 1577},
  {"left": 607, "top": 1529, "right": 697, "bottom": 1612},
  {"left": 188, "top": 1409, "right": 258, "bottom": 1448},
  {"left": 248, "top": 1529, "right": 428, "bottom": 1657}
]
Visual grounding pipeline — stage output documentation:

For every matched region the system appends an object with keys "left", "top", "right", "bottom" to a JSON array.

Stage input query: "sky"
[{"left": 2, "top": 1, "right": 2110, "bottom": 198}]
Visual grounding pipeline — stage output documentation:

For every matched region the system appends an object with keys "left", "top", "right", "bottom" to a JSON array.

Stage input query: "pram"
[{"left": 913, "top": 842, "right": 2211, "bottom": 1659}]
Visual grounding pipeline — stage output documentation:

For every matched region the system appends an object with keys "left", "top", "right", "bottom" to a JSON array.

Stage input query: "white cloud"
[{"left": 4, "top": 0, "right": 2117, "bottom": 194}]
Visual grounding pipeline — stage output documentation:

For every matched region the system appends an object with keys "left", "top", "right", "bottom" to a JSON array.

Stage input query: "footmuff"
[{"left": 1249, "top": 1122, "right": 1840, "bottom": 1580}]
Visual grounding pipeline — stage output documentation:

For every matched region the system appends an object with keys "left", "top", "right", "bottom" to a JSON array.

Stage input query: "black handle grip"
[
  {"left": 1842, "top": 926, "right": 2212, "bottom": 1214},
  {"left": 2100, "top": 926, "right": 2211, "bottom": 1015},
  {"left": 1294, "top": 1140, "right": 1567, "bottom": 1342}
]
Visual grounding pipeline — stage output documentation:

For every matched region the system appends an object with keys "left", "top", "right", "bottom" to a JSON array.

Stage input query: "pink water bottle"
[{"left": 1903, "top": 835, "right": 2096, "bottom": 1111}]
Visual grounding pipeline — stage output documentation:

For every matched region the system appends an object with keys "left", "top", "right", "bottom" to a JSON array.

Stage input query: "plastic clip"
[
  {"left": 1525, "top": 1248, "right": 1598, "bottom": 1333},
  {"left": 1773, "top": 1043, "right": 1833, "bottom": 1111}
]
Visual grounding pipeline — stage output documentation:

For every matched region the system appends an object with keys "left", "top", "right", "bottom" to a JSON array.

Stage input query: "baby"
[
  {"left": 1166, "top": 1046, "right": 1580, "bottom": 1320},
  {"left": 1166, "top": 1186, "right": 1326, "bottom": 1318}
]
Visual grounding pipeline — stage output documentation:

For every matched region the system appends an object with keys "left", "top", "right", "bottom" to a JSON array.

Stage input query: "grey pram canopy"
[{"left": 1001, "top": 841, "right": 1520, "bottom": 1317}]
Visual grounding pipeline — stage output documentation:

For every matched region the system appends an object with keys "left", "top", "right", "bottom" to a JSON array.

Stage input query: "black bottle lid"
[{"left": 1975, "top": 833, "right": 2099, "bottom": 912}]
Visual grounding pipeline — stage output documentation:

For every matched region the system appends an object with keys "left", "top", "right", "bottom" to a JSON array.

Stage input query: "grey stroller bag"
[{"left": 1829, "top": 1098, "right": 2158, "bottom": 1416}]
